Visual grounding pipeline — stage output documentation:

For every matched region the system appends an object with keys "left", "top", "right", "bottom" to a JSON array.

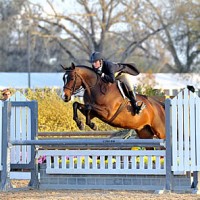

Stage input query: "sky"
[{"left": 30, "top": 0, "right": 81, "bottom": 15}]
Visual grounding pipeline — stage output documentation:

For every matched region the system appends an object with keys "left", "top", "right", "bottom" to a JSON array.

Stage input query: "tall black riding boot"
[{"left": 128, "top": 91, "right": 143, "bottom": 114}]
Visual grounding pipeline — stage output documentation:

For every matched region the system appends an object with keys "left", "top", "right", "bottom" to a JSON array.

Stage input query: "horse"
[{"left": 62, "top": 62, "right": 165, "bottom": 140}]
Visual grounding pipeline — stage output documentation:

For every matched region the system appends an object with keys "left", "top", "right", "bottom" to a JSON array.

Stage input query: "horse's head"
[
  {"left": 62, "top": 62, "right": 82, "bottom": 102},
  {"left": 62, "top": 62, "right": 100, "bottom": 102}
]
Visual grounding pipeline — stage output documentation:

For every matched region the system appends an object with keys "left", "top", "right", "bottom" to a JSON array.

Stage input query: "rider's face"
[{"left": 92, "top": 60, "right": 101, "bottom": 69}]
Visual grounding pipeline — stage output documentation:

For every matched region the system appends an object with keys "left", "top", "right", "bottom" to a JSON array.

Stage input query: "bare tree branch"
[{"left": 120, "top": 28, "right": 164, "bottom": 62}]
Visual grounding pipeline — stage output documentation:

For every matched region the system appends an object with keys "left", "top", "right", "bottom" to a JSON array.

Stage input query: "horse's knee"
[{"left": 73, "top": 116, "right": 78, "bottom": 121}]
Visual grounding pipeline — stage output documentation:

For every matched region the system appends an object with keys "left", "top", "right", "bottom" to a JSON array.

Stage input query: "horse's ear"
[
  {"left": 71, "top": 62, "right": 76, "bottom": 69},
  {"left": 60, "top": 64, "right": 67, "bottom": 70}
]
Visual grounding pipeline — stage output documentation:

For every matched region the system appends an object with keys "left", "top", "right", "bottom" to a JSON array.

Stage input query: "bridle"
[
  {"left": 63, "top": 67, "right": 101, "bottom": 97},
  {"left": 63, "top": 70, "right": 83, "bottom": 95}
]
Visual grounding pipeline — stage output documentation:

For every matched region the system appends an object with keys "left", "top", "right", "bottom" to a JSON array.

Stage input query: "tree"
[
  {"left": 0, "top": 0, "right": 27, "bottom": 71},
  {"left": 122, "top": 0, "right": 200, "bottom": 72},
  {"left": 1, "top": 0, "right": 199, "bottom": 72},
  {"left": 25, "top": 0, "right": 132, "bottom": 66},
  {"left": 0, "top": 0, "right": 64, "bottom": 72}
]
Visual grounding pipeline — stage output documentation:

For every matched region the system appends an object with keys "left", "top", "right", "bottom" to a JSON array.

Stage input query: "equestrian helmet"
[{"left": 90, "top": 52, "right": 103, "bottom": 63}]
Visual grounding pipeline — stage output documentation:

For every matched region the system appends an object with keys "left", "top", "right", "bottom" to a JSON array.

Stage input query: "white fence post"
[
  {"left": 167, "top": 88, "right": 200, "bottom": 192},
  {"left": 170, "top": 88, "right": 200, "bottom": 172},
  {"left": 9, "top": 91, "right": 32, "bottom": 165},
  {"left": 0, "top": 101, "right": 12, "bottom": 190},
  {"left": 0, "top": 91, "right": 39, "bottom": 190},
  {"left": 1, "top": 97, "right": 38, "bottom": 189},
  {"left": 0, "top": 101, "right": 3, "bottom": 171}
]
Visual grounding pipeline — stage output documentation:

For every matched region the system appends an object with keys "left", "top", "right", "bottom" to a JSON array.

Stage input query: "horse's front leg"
[
  {"left": 73, "top": 102, "right": 97, "bottom": 130},
  {"left": 73, "top": 102, "right": 85, "bottom": 130},
  {"left": 85, "top": 105, "right": 97, "bottom": 130}
]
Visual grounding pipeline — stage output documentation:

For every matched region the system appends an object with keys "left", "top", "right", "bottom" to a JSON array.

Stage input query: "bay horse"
[{"left": 62, "top": 63, "right": 165, "bottom": 140}]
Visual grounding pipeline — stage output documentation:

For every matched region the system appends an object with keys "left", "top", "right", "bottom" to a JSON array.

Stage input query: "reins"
[{"left": 76, "top": 71, "right": 99, "bottom": 100}]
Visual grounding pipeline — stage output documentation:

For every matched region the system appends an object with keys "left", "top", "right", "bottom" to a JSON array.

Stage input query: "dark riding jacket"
[{"left": 93, "top": 60, "right": 140, "bottom": 83}]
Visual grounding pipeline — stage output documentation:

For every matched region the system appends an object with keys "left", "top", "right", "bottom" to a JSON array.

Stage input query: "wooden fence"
[{"left": 166, "top": 88, "right": 200, "bottom": 172}]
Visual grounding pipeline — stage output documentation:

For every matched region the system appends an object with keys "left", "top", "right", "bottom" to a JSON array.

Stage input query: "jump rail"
[
  {"left": 38, "top": 131, "right": 132, "bottom": 137},
  {"left": 2, "top": 138, "right": 165, "bottom": 191},
  {"left": 10, "top": 138, "right": 165, "bottom": 148}
]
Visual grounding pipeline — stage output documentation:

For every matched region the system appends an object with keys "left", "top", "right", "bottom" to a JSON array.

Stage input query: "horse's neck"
[
  {"left": 79, "top": 69, "right": 98, "bottom": 89},
  {"left": 78, "top": 68, "right": 121, "bottom": 100}
]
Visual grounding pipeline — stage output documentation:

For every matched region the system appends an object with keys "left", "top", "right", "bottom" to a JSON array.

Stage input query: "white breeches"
[{"left": 115, "top": 73, "right": 136, "bottom": 91}]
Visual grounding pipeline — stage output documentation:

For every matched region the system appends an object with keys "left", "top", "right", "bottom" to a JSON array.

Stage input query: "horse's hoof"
[
  {"left": 78, "top": 122, "right": 84, "bottom": 130},
  {"left": 91, "top": 123, "right": 97, "bottom": 130},
  {"left": 79, "top": 125, "right": 84, "bottom": 130}
]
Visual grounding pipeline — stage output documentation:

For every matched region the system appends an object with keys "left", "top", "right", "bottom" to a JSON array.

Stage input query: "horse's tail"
[{"left": 159, "top": 101, "right": 165, "bottom": 108}]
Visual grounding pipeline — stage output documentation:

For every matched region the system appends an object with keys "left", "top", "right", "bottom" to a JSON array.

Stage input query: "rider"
[{"left": 90, "top": 52, "right": 143, "bottom": 114}]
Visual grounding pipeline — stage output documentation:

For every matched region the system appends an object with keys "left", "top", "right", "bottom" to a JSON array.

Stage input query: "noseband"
[{"left": 63, "top": 71, "right": 77, "bottom": 95}]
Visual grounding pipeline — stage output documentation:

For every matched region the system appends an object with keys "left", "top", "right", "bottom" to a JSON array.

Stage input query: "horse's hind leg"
[
  {"left": 137, "top": 125, "right": 165, "bottom": 150},
  {"left": 136, "top": 125, "right": 154, "bottom": 139},
  {"left": 136, "top": 125, "right": 154, "bottom": 150},
  {"left": 152, "top": 121, "right": 165, "bottom": 139}
]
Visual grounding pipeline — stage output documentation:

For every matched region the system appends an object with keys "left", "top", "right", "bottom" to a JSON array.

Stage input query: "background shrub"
[
  {"left": 25, "top": 88, "right": 115, "bottom": 132},
  {"left": 8, "top": 79, "right": 164, "bottom": 132}
]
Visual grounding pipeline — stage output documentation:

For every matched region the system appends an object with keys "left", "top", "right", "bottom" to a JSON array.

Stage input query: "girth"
[{"left": 108, "top": 99, "right": 129, "bottom": 123}]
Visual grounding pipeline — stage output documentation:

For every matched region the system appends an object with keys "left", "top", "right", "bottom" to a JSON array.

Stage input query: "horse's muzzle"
[{"left": 62, "top": 94, "right": 71, "bottom": 102}]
